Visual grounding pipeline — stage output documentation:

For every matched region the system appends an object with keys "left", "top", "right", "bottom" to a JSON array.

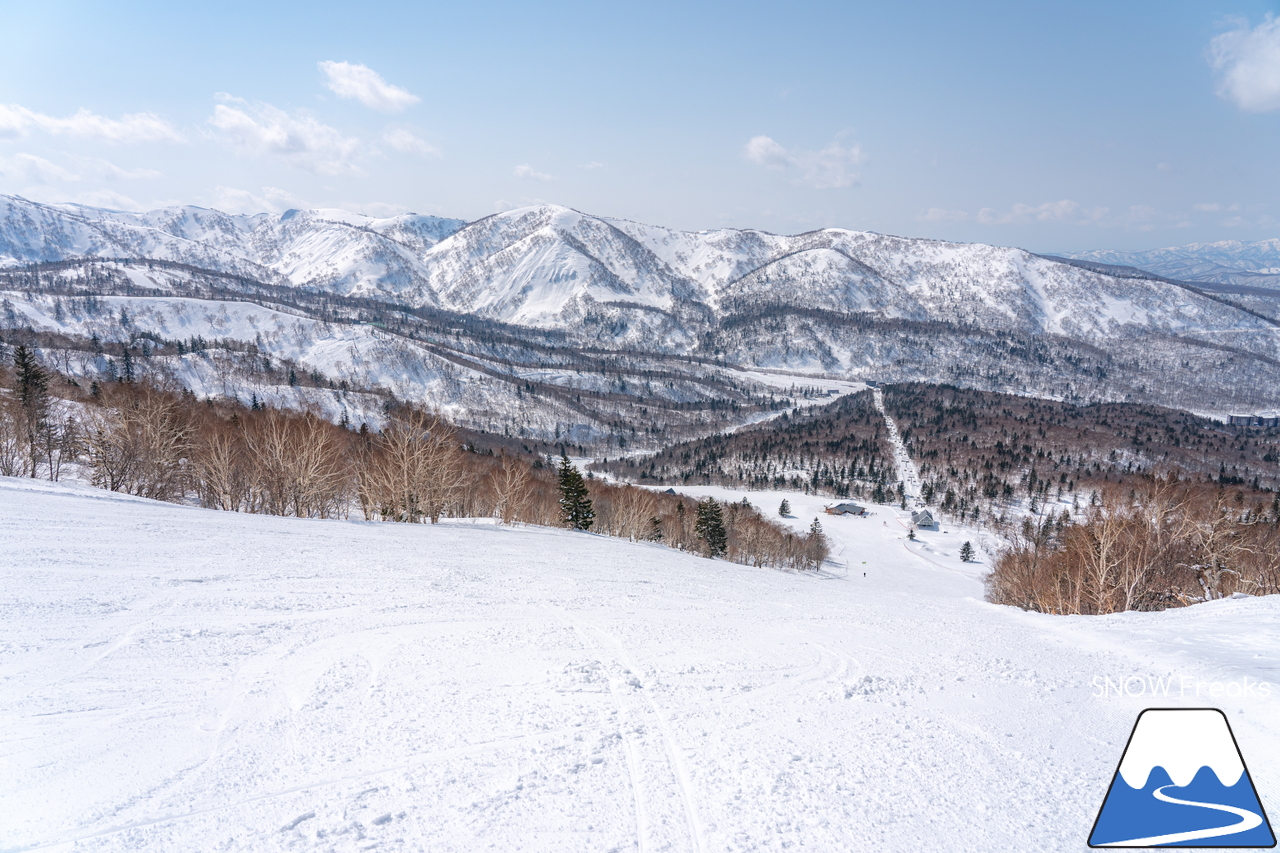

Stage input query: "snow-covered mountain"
[
  {"left": 4, "top": 194, "right": 1276, "bottom": 343},
  {"left": 1059, "top": 238, "right": 1280, "bottom": 291},
  {"left": 0, "top": 194, "right": 466, "bottom": 302},
  {"left": 3, "top": 193, "right": 1280, "bottom": 424}
]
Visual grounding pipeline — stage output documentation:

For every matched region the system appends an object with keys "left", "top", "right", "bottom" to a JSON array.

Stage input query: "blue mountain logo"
[{"left": 1090, "top": 708, "right": 1275, "bottom": 848}]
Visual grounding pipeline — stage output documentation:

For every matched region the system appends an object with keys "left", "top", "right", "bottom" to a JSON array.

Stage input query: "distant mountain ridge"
[
  {"left": 2, "top": 193, "right": 1279, "bottom": 421},
  {"left": 1059, "top": 238, "right": 1280, "bottom": 290}
]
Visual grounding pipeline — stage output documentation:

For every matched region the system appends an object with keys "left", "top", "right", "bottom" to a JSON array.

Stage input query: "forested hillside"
[
  {"left": 0, "top": 346, "right": 827, "bottom": 571},
  {"left": 591, "top": 390, "right": 892, "bottom": 500},
  {"left": 881, "top": 383, "right": 1280, "bottom": 526}
]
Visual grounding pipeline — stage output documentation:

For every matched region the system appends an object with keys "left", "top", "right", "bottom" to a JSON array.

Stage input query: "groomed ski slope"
[{"left": 1, "top": 477, "right": 1277, "bottom": 852}]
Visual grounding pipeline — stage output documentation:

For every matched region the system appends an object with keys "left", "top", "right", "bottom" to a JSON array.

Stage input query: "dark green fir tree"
[
  {"left": 696, "top": 497, "right": 727, "bottom": 558},
  {"left": 558, "top": 453, "right": 595, "bottom": 530},
  {"left": 12, "top": 345, "right": 49, "bottom": 478}
]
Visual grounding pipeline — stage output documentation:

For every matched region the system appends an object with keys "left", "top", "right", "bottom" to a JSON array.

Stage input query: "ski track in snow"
[{"left": 1, "top": 477, "right": 1278, "bottom": 852}]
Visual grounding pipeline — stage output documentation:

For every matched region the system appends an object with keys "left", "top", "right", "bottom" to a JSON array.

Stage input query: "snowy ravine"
[{"left": 1, "top": 477, "right": 1277, "bottom": 852}]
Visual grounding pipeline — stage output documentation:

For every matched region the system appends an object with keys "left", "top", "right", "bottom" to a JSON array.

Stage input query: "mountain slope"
[
  {"left": 0, "top": 195, "right": 467, "bottom": 302},
  {"left": 3, "top": 194, "right": 1280, "bottom": 421}
]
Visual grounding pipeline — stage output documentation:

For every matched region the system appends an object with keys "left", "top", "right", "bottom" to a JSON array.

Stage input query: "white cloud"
[
  {"left": 14, "top": 185, "right": 145, "bottom": 210},
  {"left": 319, "top": 61, "right": 420, "bottom": 112},
  {"left": 514, "top": 164, "right": 553, "bottom": 181},
  {"left": 208, "top": 101, "right": 362, "bottom": 176},
  {"left": 919, "top": 208, "right": 970, "bottom": 222},
  {"left": 383, "top": 128, "right": 440, "bottom": 158},
  {"left": 1194, "top": 202, "right": 1242, "bottom": 213},
  {"left": 0, "top": 153, "right": 80, "bottom": 183},
  {"left": 1209, "top": 16, "right": 1280, "bottom": 112},
  {"left": 211, "top": 185, "right": 307, "bottom": 215},
  {"left": 795, "top": 142, "right": 865, "bottom": 189},
  {"left": 64, "top": 189, "right": 147, "bottom": 210},
  {"left": 744, "top": 136, "right": 792, "bottom": 170},
  {"left": 343, "top": 201, "right": 413, "bottom": 218},
  {"left": 743, "top": 135, "right": 866, "bottom": 189},
  {"left": 977, "top": 200, "right": 1106, "bottom": 225},
  {"left": 0, "top": 103, "right": 183, "bottom": 143},
  {"left": 0, "top": 152, "right": 162, "bottom": 183},
  {"left": 962, "top": 201, "right": 1191, "bottom": 231},
  {"left": 581, "top": 161, "right": 605, "bottom": 170},
  {"left": 90, "top": 158, "right": 161, "bottom": 181}
]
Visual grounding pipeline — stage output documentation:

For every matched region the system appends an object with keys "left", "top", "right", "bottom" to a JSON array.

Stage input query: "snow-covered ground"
[{"left": 1, "top": 477, "right": 1277, "bottom": 852}]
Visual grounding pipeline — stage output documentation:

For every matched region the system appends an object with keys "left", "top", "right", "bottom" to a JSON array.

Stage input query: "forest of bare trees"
[
  {"left": 986, "top": 479, "right": 1280, "bottom": 614},
  {"left": 0, "top": 350, "right": 828, "bottom": 573}
]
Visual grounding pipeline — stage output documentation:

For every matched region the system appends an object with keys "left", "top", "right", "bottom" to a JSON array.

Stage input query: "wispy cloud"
[
  {"left": 208, "top": 98, "right": 362, "bottom": 175},
  {"left": 382, "top": 128, "right": 440, "bottom": 158},
  {"left": 922, "top": 200, "right": 1194, "bottom": 231},
  {"left": 0, "top": 153, "right": 80, "bottom": 183},
  {"left": 744, "top": 136, "right": 792, "bottom": 170},
  {"left": 1209, "top": 16, "right": 1280, "bottom": 112},
  {"left": 743, "top": 135, "right": 866, "bottom": 189},
  {"left": 581, "top": 161, "right": 605, "bottom": 170},
  {"left": 319, "top": 61, "right": 420, "bottom": 112},
  {"left": 211, "top": 185, "right": 307, "bottom": 215},
  {"left": 14, "top": 185, "right": 147, "bottom": 211},
  {"left": 0, "top": 152, "right": 160, "bottom": 184},
  {"left": 0, "top": 103, "right": 183, "bottom": 144},
  {"left": 514, "top": 164, "right": 553, "bottom": 181},
  {"left": 919, "top": 207, "right": 970, "bottom": 222},
  {"left": 976, "top": 200, "right": 1104, "bottom": 225},
  {"left": 89, "top": 158, "right": 161, "bottom": 180}
]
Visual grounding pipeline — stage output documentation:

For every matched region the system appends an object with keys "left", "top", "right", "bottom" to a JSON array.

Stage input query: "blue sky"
[{"left": 2, "top": 0, "right": 1278, "bottom": 252}]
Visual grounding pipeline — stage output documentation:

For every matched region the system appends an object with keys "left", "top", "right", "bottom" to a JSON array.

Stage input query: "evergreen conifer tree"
[
  {"left": 557, "top": 453, "right": 594, "bottom": 530},
  {"left": 778, "top": 498, "right": 790, "bottom": 517},
  {"left": 809, "top": 517, "right": 823, "bottom": 537},
  {"left": 696, "top": 497, "right": 727, "bottom": 558},
  {"left": 12, "top": 345, "right": 49, "bottom": 478},
  {"left": 960, "top": 541, "right": 975, "bottom": 562}
]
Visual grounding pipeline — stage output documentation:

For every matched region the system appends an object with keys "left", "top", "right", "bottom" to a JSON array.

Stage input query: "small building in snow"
[
  {"left": 1228, "top": 414, "right": 1280, "bottom": 428},
  {"left": 825, "top": 502, "right": 866, "bottom": 516},
  {"left": 911, "top": 509, "right": 937, "bottom": 528}
]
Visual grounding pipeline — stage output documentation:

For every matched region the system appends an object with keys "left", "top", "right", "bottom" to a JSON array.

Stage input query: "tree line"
[
  {"left": 985, "top": 479, "right": 1280, "bottom": 614},
  {"left": 0, "top": 345, "right": 829, "bottom": 572}
]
